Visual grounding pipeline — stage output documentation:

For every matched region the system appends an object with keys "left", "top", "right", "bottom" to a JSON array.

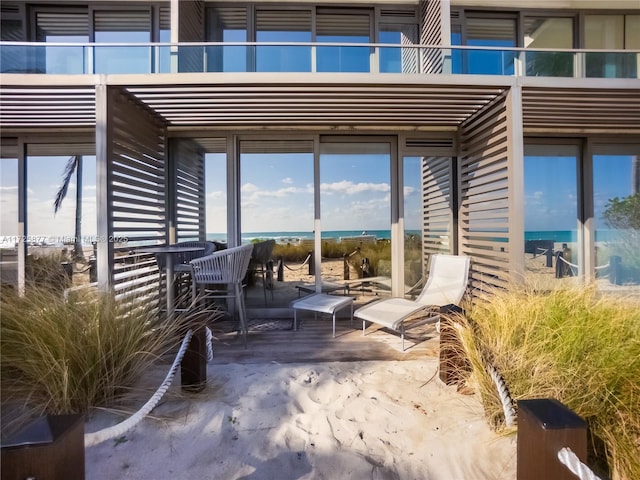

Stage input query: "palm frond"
[{"left": 53, "top": 155, "right": 79, "bottom": 214}]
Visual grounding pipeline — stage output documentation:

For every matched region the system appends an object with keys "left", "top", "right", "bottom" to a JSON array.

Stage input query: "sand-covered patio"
[{"left": 84, "top": 318, "right": 516, "bottom": 480}]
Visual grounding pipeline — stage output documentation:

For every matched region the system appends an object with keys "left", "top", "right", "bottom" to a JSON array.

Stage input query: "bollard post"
[
  {"left": 555, "top": 252, "right": 564, "bottom": 278},
  {"left": 438, "top": 305, "right": 468, "bottom": 386},
  {"left": 277, "top": 256, "right": 283, "bottom": 282},
  {"left": 545, "top": 249, "right": 553, "bottom": 268},
  {"left": 60, "top": 262, "right": 73, "bottom": 287},
  {"left": 609, "top": 255, "right": 622, "bottom": 285},
  {"left": 1, "top": 414, "right": 84, "bottom": 480},
  {"left": 517, "top": 398, "right": 588, "bottom": 480},
  {"left": 308, "top": 251, "right": 314, "bottom": 275},
  {"left": 343, "top": 253, "right": 350, "bottom": 280},
  {"left": 88, "top": 257, "right": 97, "bottom": 283},
  {"left": 181, "top": 325, "right": 207, "bottom": 392}
]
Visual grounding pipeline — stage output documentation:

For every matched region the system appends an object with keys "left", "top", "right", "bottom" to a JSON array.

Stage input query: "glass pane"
[
  {"left": 33, "top": 11, "right": 89, "bottom": 74},
  {"left": 240, "top": 147, "right": 314, "bottom": 307},
  {"left": 317, "top": 37, "right": 370, "bottom": 72},
  {"left": 256, "top": 31, "right": 311, "bottom": 72},
  {"left": 205, "top": 153, "right": 227, "bottom": 244},
  {"left": 320, "top": 142, "right": 391, "bottom": 299},
  {"left": 451, "top": 25, "right": 462, "bottom": 74},
  {"left": 465, "top": 17, "right": 517, "bottom": 75},
  {"left": 403, "top": 157, "right": 423, "bottom": 293},
  {"left": 26, "top": 155, "right": 97, "bottom": 288},
  {"left": 380, "top": 25, "right": 419, "bottom": 73},
  {"left": 94, "top": 10, "right": 151, "bottom": 74},
  {"left": 626, "top": 15, "right": 640, "bottom": 49},
  {"left": 524, "top": 17, "right": 574, "bottom": 77},
  {"left": 584, "top": 15, "right": 633, "bottom": 78},
  {"left": 593, "top": 153, "right": 640, "bottom": 289},
  {"left": 524, "top": 145, "right": 579, "bottom": 288},
  {"left": 0, "top": 158, "right": 19, "bottom": 289},
  {"left": 158, "top": 28, "right": 171, "bottom": 73},
  {"left": 317, "top": 12, "right": 371, "bottom": 73},
  {"left": 208, "top": 30, "right": 247, "bottom": 72}
]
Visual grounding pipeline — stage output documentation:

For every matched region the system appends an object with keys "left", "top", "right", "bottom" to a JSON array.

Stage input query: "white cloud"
[
  {"left": 281, "top": 177, "right": 293, "bottom": 184},
  {"left": 320, "top": 180, "right": 389, "bottom": 195}
]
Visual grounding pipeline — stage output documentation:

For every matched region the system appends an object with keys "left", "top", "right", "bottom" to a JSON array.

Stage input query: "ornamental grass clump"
[
  {"left": 456, "top": 284, "right": 640, "bottom": 480},
  {"left": 1, "top": 286, "right": 184, "bottom": 421}
]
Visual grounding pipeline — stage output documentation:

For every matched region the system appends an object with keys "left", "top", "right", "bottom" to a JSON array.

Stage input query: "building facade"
[{"left": 1, "top": 0, "right": 639, "bottom": 305}]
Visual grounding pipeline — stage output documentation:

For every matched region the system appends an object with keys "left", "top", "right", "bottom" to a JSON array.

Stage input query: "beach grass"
[
  {"left": 455, "top": 283, "right": 640, "bottom": 480},
  {"left": 0, "top": 285, "right": 190, "bottom": 433}
]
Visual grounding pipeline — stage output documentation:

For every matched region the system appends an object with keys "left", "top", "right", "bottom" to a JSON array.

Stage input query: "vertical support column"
[
  {"left": 506, "top": 85, "right": 525, "bottom": 280},
  {"left": 580, "top": 138, "right": 595, "bottom": 282},
  {"left": 313, "top": 136, "right": 322, "bottom": 292},
  {"left": 95, "top": 81, "right": 114, "bottom": 292},
  {"left": 170, "top": 0, "right": 179, "bottom": 73},
  {"left": 226, "top": 135, "right": 239, "bottom": 247},
  {"left": 391, "top": 138, "right": 403, "bottom": 296},
  {"left": 17, "top": 140, "right": 27, "bottom": 296},
  {"left": 167, "top": 139, "right": 177, "bottom": 244}
]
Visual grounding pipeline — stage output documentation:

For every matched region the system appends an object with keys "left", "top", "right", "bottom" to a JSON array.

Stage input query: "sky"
[{"left": 0, "top": 151, "right": 635, "bottom": 244}]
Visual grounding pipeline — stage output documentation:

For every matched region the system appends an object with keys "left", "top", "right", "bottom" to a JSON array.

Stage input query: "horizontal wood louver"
[
  {"left": 0, "top": 86, "right": 96, "bottom": 127},
  {"left": 159, "top": 6, "right": 171, "bottom": 31},
  {"left": 27, "top": 143, "right": 95, "bottom": 156},
  {"left": 459, "top": 92, "right": 511, "bottom": 293},
  {"left": 210, "top": 6, "right": 247, "bottom": 30},
  {"left": 256, "top": 9, "right": 312, "bottom": 32},
  {"left": 94, "top": 10, "right": 150, "bottom": 33},
  {"left": 421, "top": 156, "right": 454, "bottom": 264},
  {"left": 173, "top": 139, "right": 205, "bottom": 241},
  {"left": 36, "top": 11, "right": 88, "bottom": 37},
  {"left": 240, "top": 140, "right": 313, "bottom": 154},
  {"left": 316, "top": 9, "right": 370, "bottom": 37},
  {"left": 108, "top": 87, "right": 167, "bottom": 302},
  {"left": 193, "top": 137, "right": 226, "bottom": 153}
]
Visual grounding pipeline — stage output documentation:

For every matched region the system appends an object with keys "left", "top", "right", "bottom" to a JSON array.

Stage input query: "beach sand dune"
[{"left": 85, "top": 360, "right": 516, "bottom": 479}]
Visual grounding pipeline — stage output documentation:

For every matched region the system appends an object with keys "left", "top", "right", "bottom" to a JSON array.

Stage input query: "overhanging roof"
[{"left": 1, "top": 73, "right": 639, "bottom": 134}]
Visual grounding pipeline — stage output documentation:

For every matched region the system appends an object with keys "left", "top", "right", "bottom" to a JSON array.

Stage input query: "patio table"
[
  {"left": 291, "top": 293, "right": 354, "bottom": 338},
  {"left": 137, "top": 245, "right": 205, "bottom": 318}
]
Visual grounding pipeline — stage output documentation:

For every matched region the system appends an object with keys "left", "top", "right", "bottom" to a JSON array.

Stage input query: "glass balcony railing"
[{"left": 1, "top": 42, "right": 638, "bottom": 79}]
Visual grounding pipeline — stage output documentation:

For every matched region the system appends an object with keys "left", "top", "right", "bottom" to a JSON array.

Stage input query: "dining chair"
[{"left": 189, "top": 244, "right": 254, "bottom": 345}]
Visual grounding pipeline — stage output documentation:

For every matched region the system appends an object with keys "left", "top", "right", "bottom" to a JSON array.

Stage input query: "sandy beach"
[{"left": 84, "top": 359, "right": 516, "bottom": 480}]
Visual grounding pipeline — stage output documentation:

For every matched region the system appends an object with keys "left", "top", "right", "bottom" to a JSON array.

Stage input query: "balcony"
[{"left": 1, "top": 42, "right": 639, "bottom": 79}]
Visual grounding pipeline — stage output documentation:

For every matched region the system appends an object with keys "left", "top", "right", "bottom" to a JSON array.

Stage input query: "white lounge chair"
[{"left": 354, "top": 254, "right": 471, "bottom": 350}]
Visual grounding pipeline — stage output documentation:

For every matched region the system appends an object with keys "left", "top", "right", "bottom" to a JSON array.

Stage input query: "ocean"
[{"left": 205, "top": 229, "right": 622, "bottom": 244}]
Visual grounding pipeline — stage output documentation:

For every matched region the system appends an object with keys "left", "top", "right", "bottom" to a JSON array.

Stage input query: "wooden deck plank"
[{"left": 209, "top": 317, "right": 440, "bottom": 365}]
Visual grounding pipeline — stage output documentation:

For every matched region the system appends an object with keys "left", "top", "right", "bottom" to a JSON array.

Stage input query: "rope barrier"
[
  {"left": 557, "top": 255, "right": 579, "bottom": 276},
  {"left": 84, "top": 329, "right": 194, "bottom": 448},
  {"left": 558, "top": 447, "right": 603, "bottom": 480},
  {"left": 206, "top": 326, "right": 213, "bottom": 362},
  {"left": 283, "top": 253, "right": 312, "bottom": 271},
  {"left": 594, "top": 263, "right": 610, "bottom": 272},
  {"left": 487, "top": 363, "right": 517, "bottom": 427}
]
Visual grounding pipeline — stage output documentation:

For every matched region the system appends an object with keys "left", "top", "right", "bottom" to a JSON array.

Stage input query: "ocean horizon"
[{"left": 0, "top": 229, "right": 621, "bottom": 248}]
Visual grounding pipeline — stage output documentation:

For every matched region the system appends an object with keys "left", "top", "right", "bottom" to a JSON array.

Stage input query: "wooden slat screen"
[
  {"left": 421, "top": 157, "right": 454, "bottom": 266},
  {"left": 256, "top": 9, "right": 312, "bottom": 32},
  {"left": 459, "top": 92, "right": 511, "bottom": 293},
  {"left": 173, "top": 139, "right": 205, "bottom": 241},
  {"left": 419, "top": 0, "right": 445, "bottom": 74},
  {"left": 178, "top": 0, "right": 205, "bottom": 72},
  {"left": 316, "top": 9, "right": 370, "bottom": 37},
  {"left": 108, "top": 87, "right": 167, "bottom": 302}
]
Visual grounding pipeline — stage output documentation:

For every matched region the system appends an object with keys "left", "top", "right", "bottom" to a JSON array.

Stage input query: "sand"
[{"left": 84, "top": 359, "right": 516, "bottom": 480}]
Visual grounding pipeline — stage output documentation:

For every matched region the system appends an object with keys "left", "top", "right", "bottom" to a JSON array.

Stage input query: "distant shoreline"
[{"left": 0, "top": 229, "right": 623, "bottom": 248}]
